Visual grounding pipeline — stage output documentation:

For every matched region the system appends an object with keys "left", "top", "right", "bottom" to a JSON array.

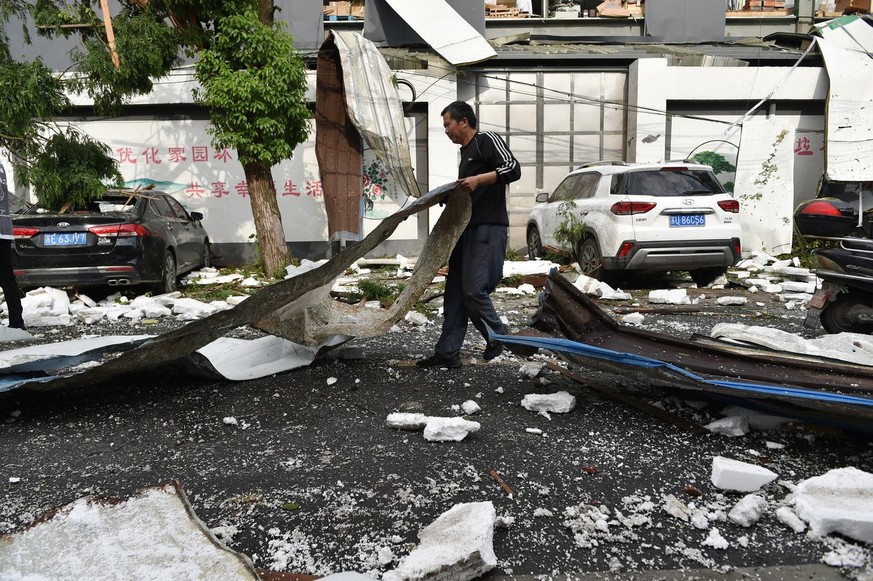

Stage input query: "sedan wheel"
[
  {"left": 155, "top": 251, "right": 177, "bottom": 294},
  {"left": 527, "top": 226, "right": 544, "bottom": 260}
]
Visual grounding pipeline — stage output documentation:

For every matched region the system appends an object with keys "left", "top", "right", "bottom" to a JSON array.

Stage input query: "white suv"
[{"left": 526, "top": 161, "right": 741, "bottom": 286}]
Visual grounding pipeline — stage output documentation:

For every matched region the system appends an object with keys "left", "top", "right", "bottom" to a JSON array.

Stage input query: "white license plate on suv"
[{"left": 669, "top": 214, "right": 705, "bottom": 227}]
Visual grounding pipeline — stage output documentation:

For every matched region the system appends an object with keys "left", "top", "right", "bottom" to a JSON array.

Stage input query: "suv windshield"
[{"left": 612, "top": 169, "right": 726, "bottom": 197}]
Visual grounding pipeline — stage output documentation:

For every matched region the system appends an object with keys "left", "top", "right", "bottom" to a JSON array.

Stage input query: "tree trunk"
[
  {"left": 257, "top": 0, "right": 275, "bottom": 25},
  {"left": 243, "top": 159, "right": 291, "bottom": 277}
]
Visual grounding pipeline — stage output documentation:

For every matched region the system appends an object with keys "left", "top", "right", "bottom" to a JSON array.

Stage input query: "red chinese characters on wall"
[{"left": 118, "top": 145, "right": 322, "bottom": 202}]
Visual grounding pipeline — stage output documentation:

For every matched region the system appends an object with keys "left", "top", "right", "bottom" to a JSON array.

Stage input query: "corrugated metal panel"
[{"left": 316, "top": 35, "right": 364, "bottom": 242}]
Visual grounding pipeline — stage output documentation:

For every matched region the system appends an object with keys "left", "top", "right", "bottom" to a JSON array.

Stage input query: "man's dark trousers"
[
  {"left": 0, "top": 240, "right": 23, "bottom": 328},
  {"left": 435, "top": 224, "right": 507, "bottom": 359}
]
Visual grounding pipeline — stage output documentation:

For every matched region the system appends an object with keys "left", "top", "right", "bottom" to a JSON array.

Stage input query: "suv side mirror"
[
  {"left": 535, "top": 192, "right": 549, "bottom": 203},
  {"left": 190, "top": 211, "right": 204, "bottom": 221}
]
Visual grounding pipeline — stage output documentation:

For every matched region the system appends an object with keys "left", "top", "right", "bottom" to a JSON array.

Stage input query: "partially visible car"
[
  {"left": 12, "top": 190, "right": 211, "bottom": 293},
  {"left": 526, "top": 161, "right": 742, "bottom": 286}
]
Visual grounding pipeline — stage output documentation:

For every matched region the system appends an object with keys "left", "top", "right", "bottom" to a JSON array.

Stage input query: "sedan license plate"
[
  {"left": 43, "top": 232, "right": 88, "bottom": 246},
  {"left": 669, "top": 214, "right": 705, "bottom": 227}
]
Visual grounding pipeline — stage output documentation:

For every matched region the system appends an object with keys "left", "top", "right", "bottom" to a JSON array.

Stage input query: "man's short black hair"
[{"left": 441, "top": 101, "right": 478, "bottom": 129}]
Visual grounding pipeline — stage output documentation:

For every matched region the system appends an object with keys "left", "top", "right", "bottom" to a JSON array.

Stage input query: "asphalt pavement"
[{"left": 1, "top": 278, "right": 871, "bottom": 580}]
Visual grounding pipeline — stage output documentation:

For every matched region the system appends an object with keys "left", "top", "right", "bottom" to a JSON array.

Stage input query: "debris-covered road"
[{"left": 1, "top": 267, "right": 872, "bottom": 580}]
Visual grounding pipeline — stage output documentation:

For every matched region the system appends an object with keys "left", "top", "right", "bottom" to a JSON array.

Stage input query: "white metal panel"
[
  {"left": 815, "top": 15, "right": 873, "bottom": 54},
  {"left": 734, "top": 119, "right": 796, "bottom": 256},
  {"left": 383, "top": 0, "right": 496, "bottom": 65},
  {"left": 818, "top": 36, "right": 873, "bottom": 182}
]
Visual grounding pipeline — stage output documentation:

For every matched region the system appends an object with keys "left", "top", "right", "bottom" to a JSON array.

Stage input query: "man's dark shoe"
[
  {"left": 416, "top": 353, "right": 462, "bottom": 369},
  {"left": 8, "top": 322, "right": 26, "bottom": 331},
  {"left": 483, "top": 342, "right": 504, "bottom": 361}
]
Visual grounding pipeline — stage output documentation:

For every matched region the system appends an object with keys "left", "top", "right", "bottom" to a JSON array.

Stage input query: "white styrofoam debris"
[
  {"left": 661, "top": 494, "right": 692, "bottom": 522},
  {"left": 710, "top": 456, "right": 778, "bottom": 492},
  {"left": 701, "top": 528, "right": 729, "bottom": 549},
  {"left": 170, "top": 298, "right": 217, "bottom": 318},
  {"left": 76, "top": 293, "right": 98, "bottom": 308},
  {"left": 720, "top": 406, "right": 793, "bottom": 431},
  {"left": 728, "top": 494, "right": 767, "bottom": 527},
  {"left": 573, "top": 274, "right": 602, "bottom": 296},
  {"left": 385, "top": 413, "right": 429, "bottom": 431},
  {"left": 326, "top": 377, "right": 338, "bottom": 386},
  {"left": 383, "top": 502, "right": 497, "bottom": 581},
  {"left": 319, "top": 573, "right": 379, "bottom": 580},
  {"left": 222, "top": 417, "right": 238, "bottom": 426},
  {"left": 226, "top": 295, "right": 248, "bottom": 306},
  {"left": 780, "top": 281, "right": 816, "bottom": 294},
  {"left": 776, "top": 506, "right": 807, "bottom": 533},
  {"left": 422, "top": 417, "right": 481, "bottom": 442},
  {"left": 648, "top": 289, "right": 690, "bottom": 305},
  {"left": 461, "top": 400, "right": 481, "bottom": 415},
  {"left": 403, "top": 311, "right": 429, "bottom": 326},
  {"left": 519, "top": 362, "right": 544, "bottom": 379},
  {"left": 521, "top": 392, "right": 576, "bottom": 415},
  {"left": 716, "top": 296, "right": 748, "bottom": 306},
  {"left": 791, "top": 467, "right": 873, "bottom": 543},
  {"left": 620, "top": 312, "right": 645, "bottom": 326},
  {"left": 711, "top": 323, "right": 873, "bottom": 367},
  {"left": 705, "top": 415, "right": 750, "bottom": 437},
  {"left": 503, "top": 260, "right": 560, "bottom": 277},
  {"left": 525, "top": 428, "right": 543, "bottom": 435},
  {"left": 596, "top": 282, "right": 631, "bottom": 301}
]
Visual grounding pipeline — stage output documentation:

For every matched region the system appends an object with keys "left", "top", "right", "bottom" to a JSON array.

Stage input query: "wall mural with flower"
[{"left": 362, "top": 150, "right": 408, "bottom": 219}]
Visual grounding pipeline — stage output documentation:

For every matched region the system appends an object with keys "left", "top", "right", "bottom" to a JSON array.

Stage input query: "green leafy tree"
[
  {"left": 691, "top": 151, "right": 736, "bottom": 194},
  {"left": 194, "top": 8, "right": 309, "bottom": 276},
  {"left": 1, "top": 0, "right": 310, "bottom": 273}
]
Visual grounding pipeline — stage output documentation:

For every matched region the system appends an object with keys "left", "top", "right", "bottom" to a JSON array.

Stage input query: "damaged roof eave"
[{"left": 383, "top": 0, "right": 496, "bottom": 65}]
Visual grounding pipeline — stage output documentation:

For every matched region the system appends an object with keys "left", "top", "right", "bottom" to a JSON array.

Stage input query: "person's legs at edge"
[{"left": 0, "top": 240, "right": 24, "bottom": 329}]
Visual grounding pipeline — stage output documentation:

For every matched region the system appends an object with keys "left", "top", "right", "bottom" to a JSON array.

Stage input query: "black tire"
[
  {"left": 527, "top": 225, "right": 544, "bottom": 260},
  {"left": 821, "top": 292, "right": 873, "bottom": 334},
  {"left": 201, "top": 241, "right": 211, "bottom": 269},
  {"left": 575, "top": 237, "right": 604, "bottom": 280},
  {"left": 154, "top": 251, "right": 177, "bottom": 294},
  {"left": 690, "top": 267, "right": 727, "bottom": 287}
]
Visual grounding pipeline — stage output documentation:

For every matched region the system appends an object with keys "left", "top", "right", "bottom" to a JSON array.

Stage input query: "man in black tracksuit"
[{"left": 417, "top": 101, "right": 521, "bottom": 368}]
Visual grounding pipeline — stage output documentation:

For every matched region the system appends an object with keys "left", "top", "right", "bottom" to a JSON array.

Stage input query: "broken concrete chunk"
[
  {"left": 521, "top": 392, "right": 576, "bottom": 415},
  {"left": 791, "top": 467, "right": 873, "bottom": 544},
  {"left": 383, "top": 501, "right": 497, "bottom": 581},
  {"left": 423, "top": 417, "right": 481, "bottom": 442},
  {"left": 711, "top": 456, "right": 778, "bottom": 492},
  {"left": 386, "top": 413, "right": 429, "bottom": 431},
  {"left": 728, "top": 493, "right": 768, "bottom": 527}
]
